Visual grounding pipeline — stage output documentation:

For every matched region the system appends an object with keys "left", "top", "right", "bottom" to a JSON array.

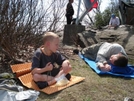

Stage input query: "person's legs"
[
  {"left": 114, "top": 25, "right": 119, "bottom": 30},
  {"left": 33, "top": 73, "right": 54, "bottom": 82},
  {"left": 81, "top": 42, "right": 104, "bottom": 60},
  {"left": 47, "top": 63, "right": 71, "bottom": 85},
  {"left": 66, "top": 16, "right": 72, "bottom": 24},
  {"left": 33, "top": 65, "right": 71, "bottom": 89},
  {"left": 33, "top": 74, "right": 55, "bottom": 89}
]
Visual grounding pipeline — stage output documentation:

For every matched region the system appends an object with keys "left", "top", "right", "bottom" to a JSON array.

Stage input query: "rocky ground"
[
  {"left": 76, "top": 25, "right": 134, "bottom": 60},
  {"left": 96, "top": 25, "right": 134, "bottom": 60}
]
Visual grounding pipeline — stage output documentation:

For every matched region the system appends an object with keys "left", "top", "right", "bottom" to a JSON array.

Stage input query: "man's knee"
[
  {"left": 68, "top": 65, "right": 72, "bottom": 72},
  {"left": 63, "top": 65, "right": 72, "bottom": 74},
  {"left": 32, "top": 74, "right": 42, "bottom": 82}
]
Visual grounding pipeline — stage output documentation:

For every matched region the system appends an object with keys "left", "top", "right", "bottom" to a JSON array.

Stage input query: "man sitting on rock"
[
  {"left": 74, "top": 42, "right": 128, "bottom": 72},
  {"left": 108, "top": 13, "right": 120, "bottom": 29}
]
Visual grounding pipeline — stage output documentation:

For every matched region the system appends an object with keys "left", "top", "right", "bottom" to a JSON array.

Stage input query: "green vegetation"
[{"left": 94, "top": 4, "right": 119, "bottom": 29}]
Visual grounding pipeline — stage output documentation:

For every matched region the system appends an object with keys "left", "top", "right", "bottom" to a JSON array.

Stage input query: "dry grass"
[{"left": 37, "top": 55, "right": 134, "bottom": 101}]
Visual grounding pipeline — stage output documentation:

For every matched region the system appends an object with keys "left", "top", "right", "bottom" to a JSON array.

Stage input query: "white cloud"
[{"left": 100, "top": 0, "right": 111, "bottom": 12}]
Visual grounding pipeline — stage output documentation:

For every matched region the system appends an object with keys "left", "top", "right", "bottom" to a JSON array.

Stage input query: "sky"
[
  {"left": 72, "top": 0, "right": 112, "bottom": 17},
  {"left": 100, "top": 0, "right": 119, "bottom": 12},
  {"left": 100, "top": 0, "right": 111, "bottom": 12},
  {"left": 41, "top": 0, "right": 117, "bottom": 30},
  {"left": 42, "top": 0, "right": 114, "bottom": 19}
]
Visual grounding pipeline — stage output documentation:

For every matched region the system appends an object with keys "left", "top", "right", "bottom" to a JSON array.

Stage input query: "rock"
[
  {"left": 63, "top": 25, "right": 85, "bottom": 45},
  {"left": 96, "top": 25, "right": 134, "bottom": 59},
  {"left": 77, "top": 30, "right": 98, "bottom": 47}
]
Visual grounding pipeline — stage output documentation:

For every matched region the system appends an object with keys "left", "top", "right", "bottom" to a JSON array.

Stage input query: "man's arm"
[
  {"left": 66, "top": 3, "right": 71, "bottom": 12},
  {"left": 116, "top": 17, "right": 120, "bottom": 26},
  {"left": 32, "top": 68, "right": 46, "bottom": 75},
  {"left": 97, "top": 62, "right": 111, "bottom": 72},
  {"left": 96, "top": 54, "right": 111, "bottom": 71},
  {"left": 96, "top": 54, "right": 106, "bottom": 63},
  {"left": 109, "top": 18, "right": 112, "bottom": 25},
  {"left": 32, "top": 62, "right": 53, "bottom": 75}
]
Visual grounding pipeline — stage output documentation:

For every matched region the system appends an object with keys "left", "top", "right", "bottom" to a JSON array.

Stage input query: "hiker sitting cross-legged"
[
  {"left": 74, "top": 42, "right": 128, "bottom": 72},
  {"left": 31, "top": 32, "right": 72, "bottom": 89}
]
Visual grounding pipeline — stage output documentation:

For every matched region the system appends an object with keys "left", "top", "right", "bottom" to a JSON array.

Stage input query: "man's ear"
[
  {"left": 46, "top": 41, "right": 50, "bottom": 46},
  {"left": 119, "top": 52, "right": 124, "bottom": 56}
]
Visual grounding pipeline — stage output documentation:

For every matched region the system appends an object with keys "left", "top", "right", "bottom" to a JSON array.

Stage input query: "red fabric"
[{"left": 89, "top": 0, "right": 98, "bottom": 11}]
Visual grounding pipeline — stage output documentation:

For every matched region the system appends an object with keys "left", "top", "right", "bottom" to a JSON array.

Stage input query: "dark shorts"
[{"left": 35, "top": 73, "right": 71, "bottom": 89}]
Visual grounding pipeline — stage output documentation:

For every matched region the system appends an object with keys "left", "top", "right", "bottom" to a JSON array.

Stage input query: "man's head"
[
  {"left": 109, "top": 53, "right": 128, "bottom": 67},
  {"left": 69, "top": 0, "right": 74, "bottom": 3},
  {"left": 42, "top": 32, "right": 59, "bottom": 53},
  {"left": 111, "top": 13, "right": 116, "bottom": 19}
]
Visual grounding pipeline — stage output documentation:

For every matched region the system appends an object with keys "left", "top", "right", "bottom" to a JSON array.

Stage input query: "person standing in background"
[{"left": 66, "top": 0, "right": 74, "bottom": 24}]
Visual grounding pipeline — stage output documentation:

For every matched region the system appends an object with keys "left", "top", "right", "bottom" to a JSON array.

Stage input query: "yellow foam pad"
[
  {"left": 10, "top": 63, "right": 31, "bottom": 73},
  {"left": 19, "top": 73, "right": 85, "bottom": 94},
  {"left": 10, "top": 63, "right": 31, "bottom": 77},
  {"left": 10, "top": 63, "right": 85, "bottom": 94}
]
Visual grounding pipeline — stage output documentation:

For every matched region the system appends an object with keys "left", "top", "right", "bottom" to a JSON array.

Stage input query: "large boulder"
[
  {"left": 99, "top": 25, "right": 134, "bottom": 59},
  {"left": 63, "top": 25, "right": 85, "bottom": 45},
  {"left": 77, "top": 30, "right": 98, "bottom": 48}
]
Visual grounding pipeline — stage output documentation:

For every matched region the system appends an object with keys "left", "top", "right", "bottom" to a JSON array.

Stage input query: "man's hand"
[
  {"left": 98, "top": 63, "right": 111, "bottom": 72},
  {"left": 45, "top": 62, "right": 53, "bottom": 71},
  {"left": 32, "top": 62, "right": 53, "bottom": 75},
  {"left": 108, "top": 25, "right": 111, "bottom": 29},
  {"left": 103, "top": 64, "right": 111, "bottom": 72}
]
